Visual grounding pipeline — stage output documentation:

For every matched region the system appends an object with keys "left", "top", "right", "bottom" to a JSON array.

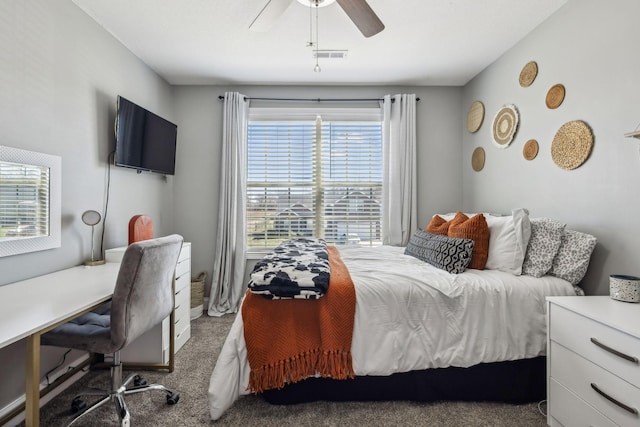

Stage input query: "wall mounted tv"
[{"left": 114, "top": 96, "right": 177, "bottom": 175}]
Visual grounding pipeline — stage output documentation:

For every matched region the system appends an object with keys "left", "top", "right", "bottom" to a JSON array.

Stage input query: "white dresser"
[
  {"left": 105, "top": 242, "right": 191, "bottom": 363},
  {"left": 547, "top": 296, "right": 640, "bottom": 426}
]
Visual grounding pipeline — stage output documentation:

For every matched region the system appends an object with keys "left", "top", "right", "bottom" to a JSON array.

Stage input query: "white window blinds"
[
  {"left": 247, "top": 110, "right": 382, "bottom": 248},
  {"left": 0, "top": 161, "right": 50, "bottom": 239}
]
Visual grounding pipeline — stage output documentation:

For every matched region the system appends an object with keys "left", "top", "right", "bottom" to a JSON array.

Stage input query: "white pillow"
[{"left": 483, "top": 208, "right": 531, "bottom": 275}]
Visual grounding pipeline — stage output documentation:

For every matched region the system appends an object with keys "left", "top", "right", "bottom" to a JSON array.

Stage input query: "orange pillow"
[
  {"left": 448, "top": 212, "right": 490, "bottom": 270},
  {"left": 426, "top": 215, "right": 450, "bottom": 235}
]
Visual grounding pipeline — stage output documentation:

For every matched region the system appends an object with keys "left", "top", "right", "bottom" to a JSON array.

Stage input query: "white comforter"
[{"left": 208, "top": 246, "right": 577, "bottom": 420}]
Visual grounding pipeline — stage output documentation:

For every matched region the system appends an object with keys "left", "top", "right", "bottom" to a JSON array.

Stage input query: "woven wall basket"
[
  {"left": 551, "top": 120, "right": 593, "bottom": 170},
  {"left": 519, "top": 61, "right": 538, "bottom": 87},
  {"left": 523, "top": 139, "right": 539, "bottom": 160},
  {"left": 492, "top": 105, "right": 519, "bottom": 148},
  {"left": 471, "top": 147, "right": 485, "bottom": 171},
  {"left": 467, "top": 101, "right": 485, "bottom": 133},
  {"left": 546, "top": 84, "right": 566, "bottom": 109}
]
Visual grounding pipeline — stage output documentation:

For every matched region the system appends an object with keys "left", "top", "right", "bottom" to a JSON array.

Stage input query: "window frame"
[
  {"left": 246, "top": 107, "right": 383, "bottom": 251},
  {"left": 0, "top": 146, "right": 61, "bottom": 257}
]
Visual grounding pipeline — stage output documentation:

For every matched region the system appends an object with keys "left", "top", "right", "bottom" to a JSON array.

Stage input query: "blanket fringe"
[{"left": 248, "top": 349, "right": 355, "bottom": 394}]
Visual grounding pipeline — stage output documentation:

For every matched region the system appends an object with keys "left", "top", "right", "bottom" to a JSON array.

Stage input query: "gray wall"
[
  {"left": 0, "top": 0, "right": 177, "bottom": 286},
  {"left": 172, "top": 85, "right": 463, "bottom": 292},
  {"left": 461, "top": 0, "right": 640, "bottom": 295},
  {"left": 0, "top": 0, "right": 176, "bottom": 417},
  {"left": 5, "top": 0, "right": 632, "bottom": 418}
]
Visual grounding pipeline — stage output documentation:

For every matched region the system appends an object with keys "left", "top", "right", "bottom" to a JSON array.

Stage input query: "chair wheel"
[
  {"left": 71, "top": 397, "right": 87, "bottom": 414},
  {"left": 166, "top": 392, "right": 180, "bottom": 405},
  {"left": 133, "top": 375, "right": 147, "bottom": 386}
]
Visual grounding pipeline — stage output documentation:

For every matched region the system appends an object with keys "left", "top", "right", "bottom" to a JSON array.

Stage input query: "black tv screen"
[{"left": 114, "top": 96, "right": 177, "bottom": 175}]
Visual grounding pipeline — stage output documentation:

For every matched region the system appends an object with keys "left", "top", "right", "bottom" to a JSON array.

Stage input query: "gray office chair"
[{"left": 42, "top": 234, "right": 184, "bottom": 427}]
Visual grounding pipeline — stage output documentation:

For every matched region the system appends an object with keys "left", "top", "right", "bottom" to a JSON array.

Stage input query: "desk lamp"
[{"left": 82, "top": 210, "right": 105, "bottom": 266}]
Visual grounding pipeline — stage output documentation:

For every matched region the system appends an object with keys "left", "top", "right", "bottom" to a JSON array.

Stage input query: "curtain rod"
[{"left": 217, "top": 95, "right": 420, "bottom": 102}]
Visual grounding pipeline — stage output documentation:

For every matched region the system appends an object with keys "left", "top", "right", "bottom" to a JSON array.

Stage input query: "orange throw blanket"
[{"left": 242, "top": 246, "right": 356, "bottom": 393}]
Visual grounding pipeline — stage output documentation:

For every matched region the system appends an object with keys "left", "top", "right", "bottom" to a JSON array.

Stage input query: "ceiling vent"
[{"left": 313, "top": 50, "right": 348, "bottom": 59}]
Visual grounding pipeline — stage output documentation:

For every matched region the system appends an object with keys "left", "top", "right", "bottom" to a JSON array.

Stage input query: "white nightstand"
[{"left": 547, "top": 296, "right": 640, "bottom": 426}]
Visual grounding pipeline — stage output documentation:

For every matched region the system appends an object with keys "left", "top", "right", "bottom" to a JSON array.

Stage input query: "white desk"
[{"left": 0, "top": 262, "right": 121, "bottom": 427}]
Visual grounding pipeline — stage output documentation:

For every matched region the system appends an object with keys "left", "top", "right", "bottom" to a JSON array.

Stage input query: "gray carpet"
[{"left": 38, "top": 314, "right": 548, "bottom": 426}]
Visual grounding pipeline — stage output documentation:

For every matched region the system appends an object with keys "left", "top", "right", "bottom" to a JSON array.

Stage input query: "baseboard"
[{"left": 0, "top": 353, "right": 90, "bottom": 426}]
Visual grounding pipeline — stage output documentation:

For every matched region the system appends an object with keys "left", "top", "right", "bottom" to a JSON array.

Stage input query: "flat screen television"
[{"left": 114, "top": 96, "right": 177, "bottom": 175}]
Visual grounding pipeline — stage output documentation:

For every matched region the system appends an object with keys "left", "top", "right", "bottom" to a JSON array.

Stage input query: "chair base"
[{"left": 66, "top": 372, "right": 179, "bottom": 427}]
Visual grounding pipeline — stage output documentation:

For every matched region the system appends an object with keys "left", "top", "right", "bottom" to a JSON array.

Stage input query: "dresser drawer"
[
  {"left": 178, "top": 243, "right": 191, "bottom": 263},
  {"left": 175, "top": 308, "right": 189, "bottom": 333},
  {"left": 175, "top": 271, "right": 190, "bottom": 294},
  {"left": 551, "top": 341, "right": 640, "bottom": 426},
  {"left": 175, "top": 256, "right": 191, "bottom": 280},
  {"left": 550, "top": 303, "right": 640, "bottom": 386},
  {"left": 549, "top": 378, "right": 616, "bottom": 427},
  {"left": 174, "top": 288, "right": 191, "bottom": 312},
  {"left": 174, "top": 298, "right": 190, "bottom": 326},
  {"left": 175, "top": 324, "right": 191, "bottom": 352}
]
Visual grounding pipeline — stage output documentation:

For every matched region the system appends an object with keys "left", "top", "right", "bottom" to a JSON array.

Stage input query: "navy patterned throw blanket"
[{"left": 248, "top": 238, "right": 330, "bottom": 299}]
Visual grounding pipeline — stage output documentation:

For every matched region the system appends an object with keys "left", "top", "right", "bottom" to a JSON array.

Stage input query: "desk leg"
[
  {"left": 169, "top": 309, "right": 175, "bottom": 372},
  {"left": 25, "top": 333, "right": 40, "bottom": 427}
]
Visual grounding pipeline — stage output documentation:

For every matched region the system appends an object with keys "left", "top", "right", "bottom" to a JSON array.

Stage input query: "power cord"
[
  {"left": 537, "top": 399, "right": 547, "bottom": 417},
  {"left": 100, "top": 150, "right": 114, "bottom": 259},
  {"left": 42, "top": 349, "right": 72, "bottom": 386}
]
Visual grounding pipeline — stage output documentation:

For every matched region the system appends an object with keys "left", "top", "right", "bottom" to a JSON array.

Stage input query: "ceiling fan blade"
[
  {"left": 335, "top": 0, "right": 385, "bottom": 38},
  {"left": 249, "top": 0, "right": 295, "bottom": 32}
]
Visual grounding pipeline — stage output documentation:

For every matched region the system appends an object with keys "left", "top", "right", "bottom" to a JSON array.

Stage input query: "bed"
[{"left": 208, "top": 211, "right": 595, "bottom": 421}]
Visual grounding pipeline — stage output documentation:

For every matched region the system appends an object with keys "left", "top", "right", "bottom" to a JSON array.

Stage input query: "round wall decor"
[
  {"left": 546, "top": 84, "right": 566, "bottom": 109},
  {"left": 523, "top": 139, "right": 539, "bottom": 160},
  {"left": 492, "top": 105, "right": 519, "bottom": 148},
  {"left": 466, "top": 101, "right": 485, "bottom": 133},
  {"left": 471, "top": 147, "right": 485, "bottom": 172},
  {"left": 551, "top": 120, "right": 593, "bottom": 170},
  {"left": 519, "top": 61, "right": 538, "bottom": 87}
]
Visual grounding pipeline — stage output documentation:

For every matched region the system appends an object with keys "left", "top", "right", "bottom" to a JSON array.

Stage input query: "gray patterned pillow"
[
  {"left": 404, "top": 230, "right": 474, "bottom": 274},
  {"left": 548, "top": 230, "right": 597, "bottom": 285},
  {"left": 522, "top": 218, "right": 566, "bottom": 277}
]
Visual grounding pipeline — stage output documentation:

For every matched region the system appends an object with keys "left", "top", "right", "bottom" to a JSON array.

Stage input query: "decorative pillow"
[
  {"left": 484, "top": 208, "right": 531, "bottom": 275},
  {"left": 404, "top": 229, "right": 474, "bottom": 274},
  {"left": 522, "top": 218, "right": 566, "bottom": 277},
  {"left": 549, "top": 230, "right": 597, "bottom": 285},
  {"left": 448, "top": 212, "right": 490, "bottom": 270},
  {"left": 426, "top": 215, "right": 450, "bottom": 235}
]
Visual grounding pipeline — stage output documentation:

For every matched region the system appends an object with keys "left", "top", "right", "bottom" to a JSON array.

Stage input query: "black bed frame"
[{"left": 262, "top": 356, "right": 546, "bottom": 405}]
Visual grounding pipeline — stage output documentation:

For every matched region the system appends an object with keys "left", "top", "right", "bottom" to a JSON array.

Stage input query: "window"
[
  {"left": 0, "top": 161, "right": 50, "bottom": 239},
  {"left": 247, "top": 108, "right": 382, "bottom": 248},
  {"left": 0, "top": 145, "right": 61, "bottom": 257}
]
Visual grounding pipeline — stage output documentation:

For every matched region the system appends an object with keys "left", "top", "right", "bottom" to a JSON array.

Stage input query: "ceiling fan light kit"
[
  {"left": 250, "top": 0, "right": 384, "bottom": 71},
  {"left": 252, "top": 0, "right": 384, "bottom": 37},
  {"left": 297, "top": 0, "right": 335, "bottom": 7},
  {"left": 311, "top": 0, "right": 322, "bottom": 71}
]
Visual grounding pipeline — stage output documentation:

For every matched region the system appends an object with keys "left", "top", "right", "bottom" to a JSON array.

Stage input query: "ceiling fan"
[{"left": 250, "top": 0, "right": 385, "bottom": 38}]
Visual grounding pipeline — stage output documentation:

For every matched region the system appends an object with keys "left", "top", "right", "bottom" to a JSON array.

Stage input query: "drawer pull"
[
  {"left": 590, "top": 383, "right": 638, "bottom": 415},
  {"left": 590, "top": 337, "right": 639, "bottom": 363}
]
